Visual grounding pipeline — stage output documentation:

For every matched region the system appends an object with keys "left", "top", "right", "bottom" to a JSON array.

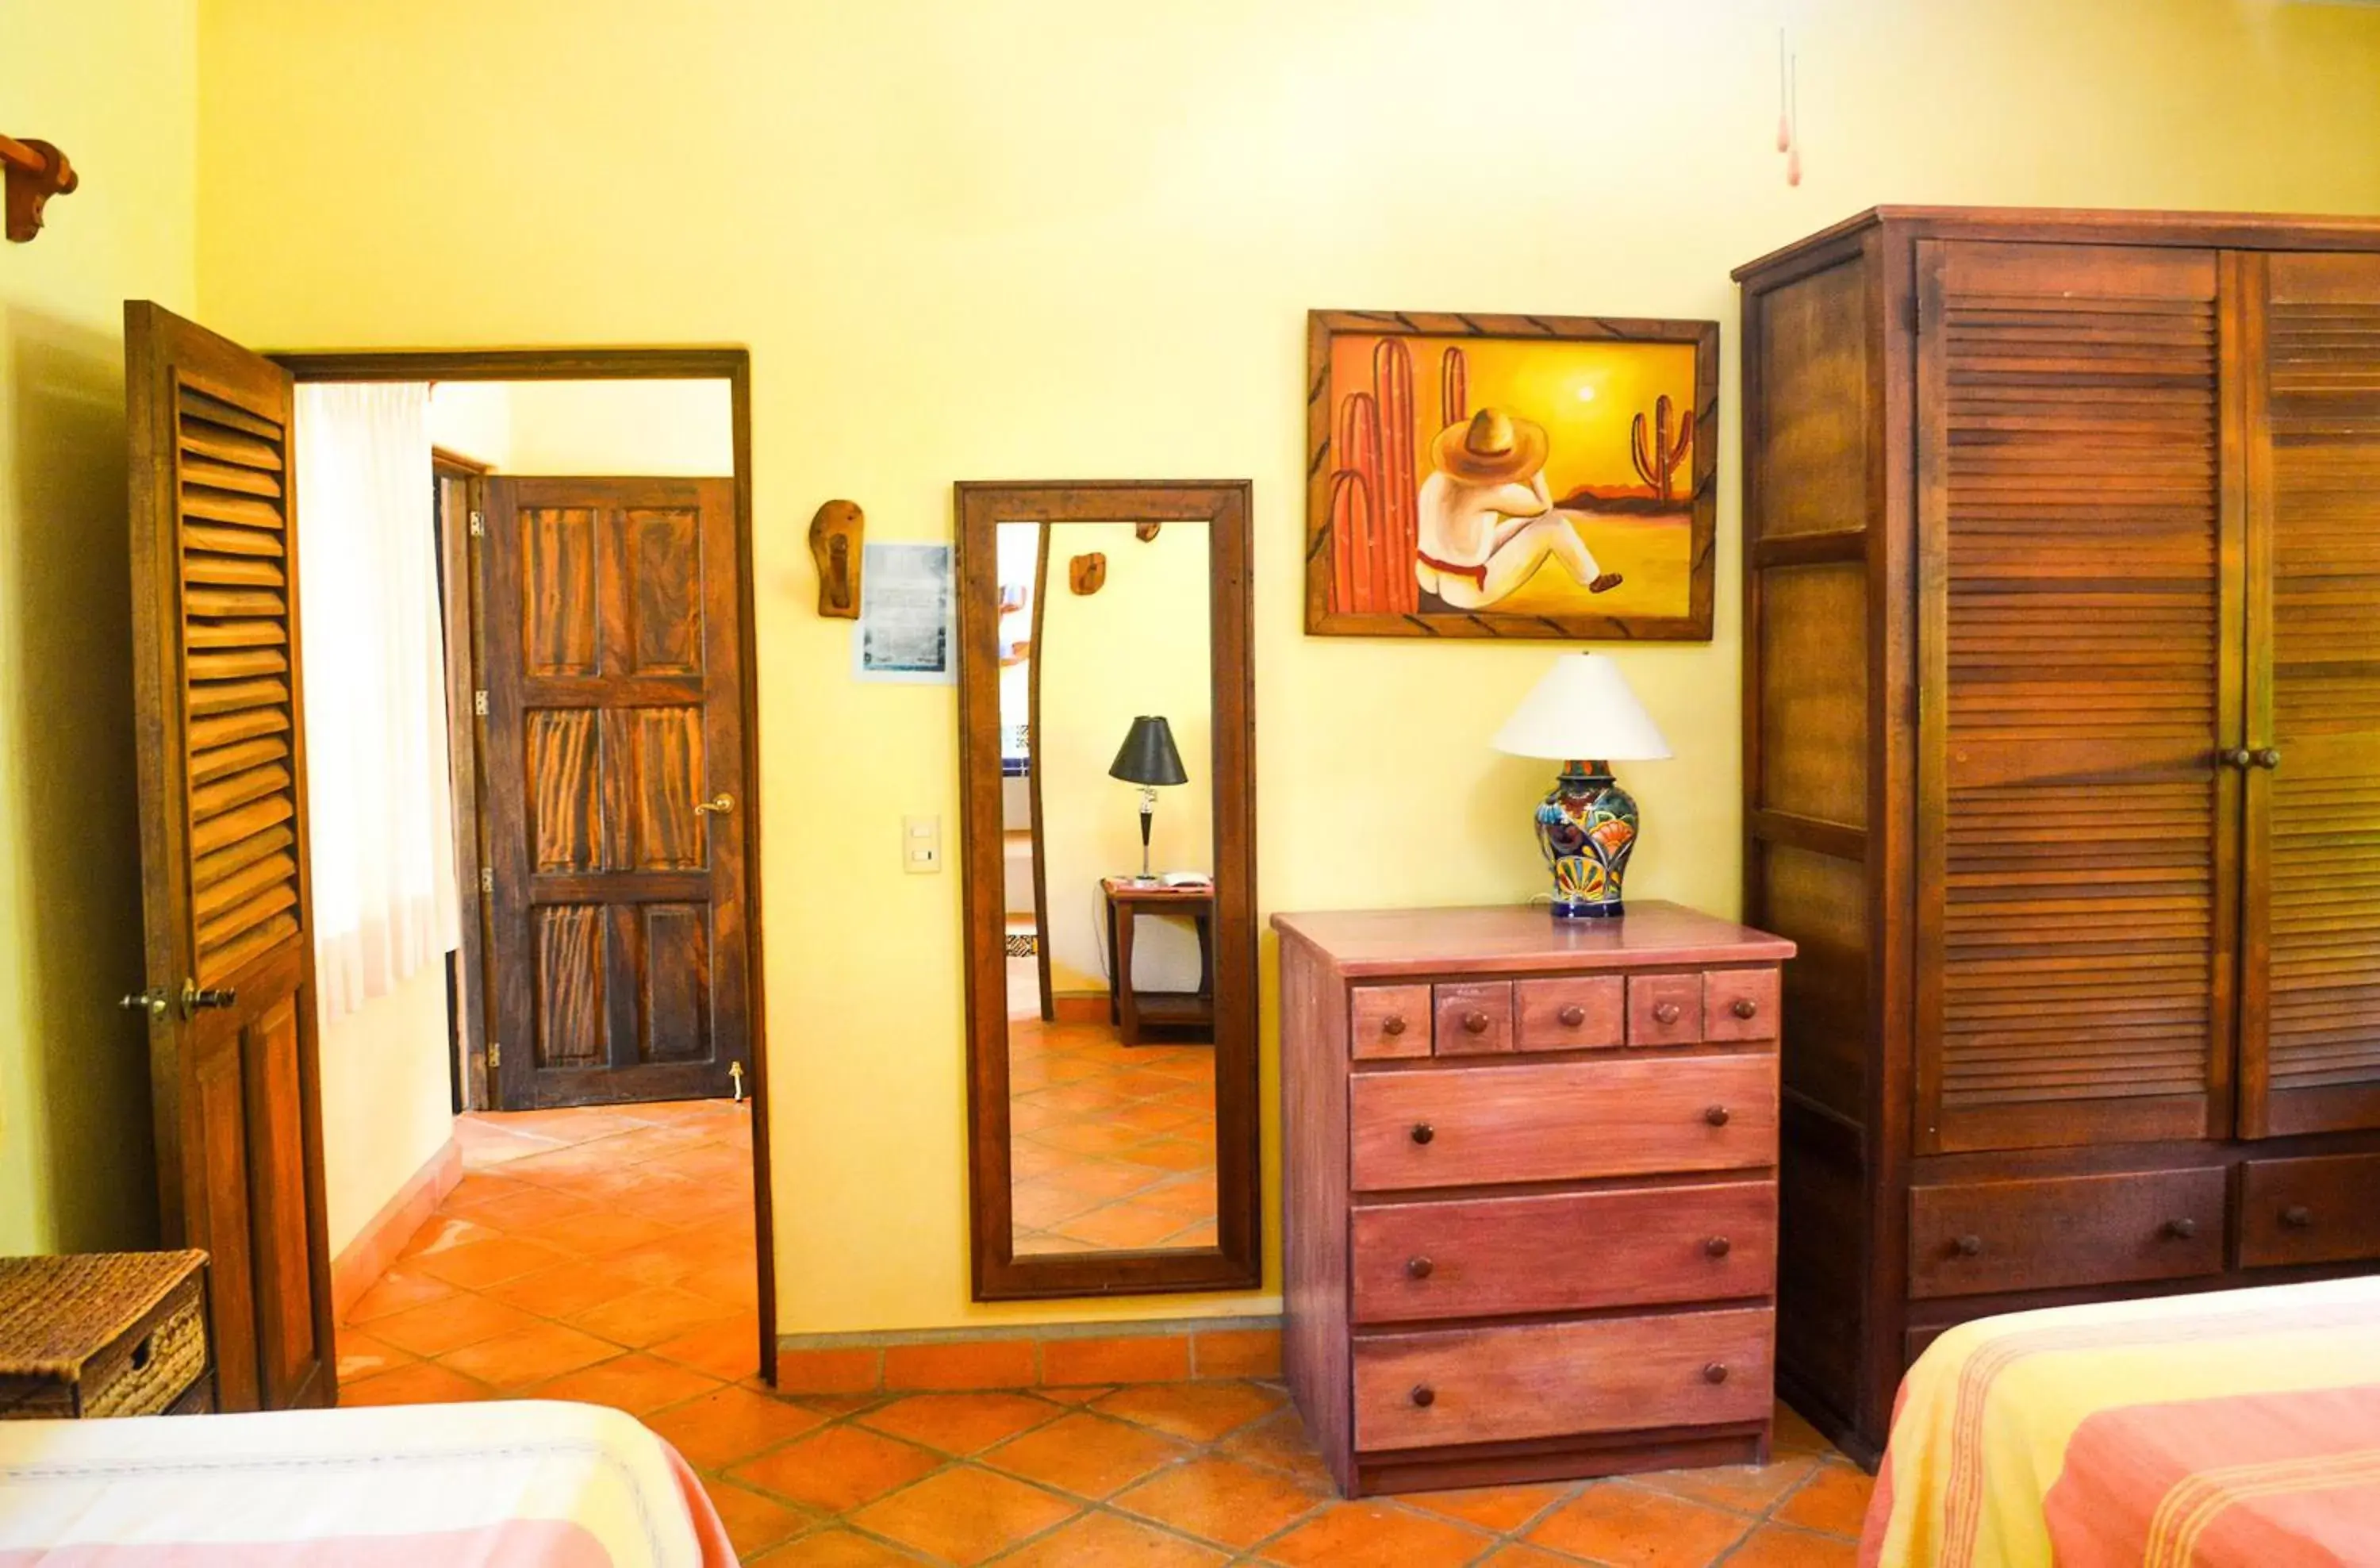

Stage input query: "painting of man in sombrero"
[{"left": 1304, "top": 310, "right": 1718, "bottom": 641}]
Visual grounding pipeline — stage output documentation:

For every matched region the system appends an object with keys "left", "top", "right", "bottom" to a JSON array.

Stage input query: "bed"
[
  {"left": 1860, "top": 1275, "right": 2380, "bottom": 1567},
  {"left": 0, "top": 1398, "right": 734, "bottom": 1566}
]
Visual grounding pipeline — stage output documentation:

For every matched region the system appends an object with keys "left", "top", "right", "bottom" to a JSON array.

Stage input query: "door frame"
[
  {"left": 432, "top": 447, "right": 491, "bottom": 1113},
  {"left": 274, "top": 348, "right": 777, "bottom": 1386}
]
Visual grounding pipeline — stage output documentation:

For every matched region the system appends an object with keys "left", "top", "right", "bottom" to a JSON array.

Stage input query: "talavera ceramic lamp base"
[{"left": 1535, "top": 760, "right": 1638, "bottom": 918}]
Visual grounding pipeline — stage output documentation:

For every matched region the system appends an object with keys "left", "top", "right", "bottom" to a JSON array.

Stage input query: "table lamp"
[
  {"left": 1109, "top": 715, "right": 1188, "bottom": 882},
  {"left": 1491, "top": 653, "right": 1672, "bottom": 919}
]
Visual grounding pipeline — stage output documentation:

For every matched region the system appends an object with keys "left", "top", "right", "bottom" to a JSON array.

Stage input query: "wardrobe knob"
[
  {"left": 1558, "top": 1005, "right": 1586, "bottom": 1028},
  {"left": 1704, "top": 1105, "right": 1730, "bottom": 1127},
  {"left": 1411, "top": 1384, "right": 1436, "bottom": 1409},
  {"left": 2165, "top": 1216, "right": 2198, "bottom": 1240},
  {"left": 1462, "top": 1010, "right": 1490, "bottom": 1036},
  {"left": 1703, "top": 1362, "right": 1729, "bottom": 1385},
  {"left": 2254, "top": 747, "right": 2282, "bottom": 771},
  {"left": 1733, "top": 997, "right": 1759, "bottom": 1020},
  {"left": 1653, "top": 1001, "right": 1681, "bottom": 1025},
  {"left": 2219, "top": 747, "right": 2253, "bottom": 768},
  {"left": 1411, "top": 1123, "right": 1434, "bottom": 1146},
  {"left": 1953, "top": 1234, "right": 1984, "bottom": 1257},
  {"left": 1407, "top": 1256, "right": 1434, "bottom": 1280},
  {"left": 1705, "top": 1236, "right": 1732, "bottom": 1259},
  {"left": 1381, "top": 1015, "right": 1407, "bottom": 1037},
  {"left": 2283, "top": 1205, "right": 2313, "bottom": 1228}
]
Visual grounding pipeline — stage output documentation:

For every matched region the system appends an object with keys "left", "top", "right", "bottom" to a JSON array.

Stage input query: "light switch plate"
[{"left": 903, "top": 814, "right": 942, "bottom": 874}]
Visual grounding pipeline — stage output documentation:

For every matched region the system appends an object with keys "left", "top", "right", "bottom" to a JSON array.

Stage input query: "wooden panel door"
[
  {"left": 1914, "top": 242, "right": 2240, "bottom": 1154},
  {"left": 2239, "top": 252, "right": 2380, "bottom": 1137},
  {"left": 483, "top": 477, "right": 747, "bottom": 1108},
  {"left": 123, "top": 302, "right": 334, "bottom": 1411}
]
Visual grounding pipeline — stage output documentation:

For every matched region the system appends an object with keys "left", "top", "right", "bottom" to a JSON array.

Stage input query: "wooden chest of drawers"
[
  {"left": 1275, "top": 902, "right": 1795, "bottom": 1496},
  {"left": 0, "top": 1251, "right": 215, "bottom": 1420}
]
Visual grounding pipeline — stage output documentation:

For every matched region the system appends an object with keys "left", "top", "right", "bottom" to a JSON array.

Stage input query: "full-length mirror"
[{"left": 957, "top": 482, "right": 1257, "bottom": 1300}]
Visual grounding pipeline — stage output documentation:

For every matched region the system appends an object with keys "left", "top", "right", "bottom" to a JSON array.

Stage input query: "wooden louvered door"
[
  {"left": 1913, "top": 242, "right": 2241, "bottom": 1155},
  {"left": 2239, "top": 252, "right": 2380, "bottom": 1138},
  {"left": 482, "top": 477, "right": 748, "bottom": 1109},
  {"left": 123, "top": 302, "right": 334, "bottom": 1410}
]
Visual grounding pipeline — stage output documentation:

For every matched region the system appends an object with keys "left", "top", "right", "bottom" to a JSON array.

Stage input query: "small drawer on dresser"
[
  {"left": 1909, "top": 1167, "right": 2225, "bottom": 1300},
  {"left": 2240, "top": 1155, "right": 2380, "bottom": 1268},
  {"left": 1349, "top": 1055, "right": 1778, "bottom": 1192},
  {"left": 1351, "top": 985, "right": 1432, "bottom": 1060},
  {"left": 1702, "top": 969, "right": 1779, "bottom": 1042},
  {"left": 1351, "top": 1181, "right": 1777, "bottom": 1324},
  {"left": 1434, "top": 982, "right": 1514, "bottom": 1055},
  {"left": 1627, "top": 974, "right": 1704, "bottom": 1047},
  {"left": 1352, "top": 1308, "right": 1774, "bottom": 1451},
  {"left": 1513, "top": 976, "right": 1625, "bottom": 1051}
]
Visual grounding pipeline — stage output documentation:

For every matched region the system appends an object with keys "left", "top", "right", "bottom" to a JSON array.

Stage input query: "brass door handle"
[
  {"left": 182, "top": 982, "right": 236, "bottom": 1014},
  {"left": 121, "top": 988, "right": 171, "bottom": 1018},
  {"left": 2252, "top": 748, "right": 2282, "bottom": 771},
  {"left": 694, "top": 793, "right": 735, "bottom": 816},
  {"left": 2218, "top": 747, "right": 2253, "bottom": 769}
]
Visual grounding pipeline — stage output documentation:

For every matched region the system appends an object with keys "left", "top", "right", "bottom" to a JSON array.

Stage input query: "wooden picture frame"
[
  {"left": 1305, "top": 310, "right": 1719, "bottom": 640},
  {"left": 954, "top": 480, "right": 1261, "bottom": 1301}
]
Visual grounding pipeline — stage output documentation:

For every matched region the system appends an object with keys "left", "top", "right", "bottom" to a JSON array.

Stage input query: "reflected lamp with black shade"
[{"left": 1109, "top": 715, "right": 1188, "bottom": 882}]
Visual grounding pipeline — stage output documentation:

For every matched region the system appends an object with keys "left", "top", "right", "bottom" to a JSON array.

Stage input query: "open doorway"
[{"left": 289, "top": 357, "right": 775, "bottom": 1394}]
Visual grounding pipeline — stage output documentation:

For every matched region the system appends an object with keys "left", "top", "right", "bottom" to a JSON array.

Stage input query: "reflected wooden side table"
[{"left": 1102, "top": 877, "right": 1215, "bottom": 1046}]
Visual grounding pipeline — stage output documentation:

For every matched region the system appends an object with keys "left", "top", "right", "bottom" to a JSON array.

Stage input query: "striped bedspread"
[
  {"left": 1860, "top": 1276, "right": 2380, "bottom": 1567},
  {"left": 0, "top": 1399, "right": 734, "bottom": 1566}
]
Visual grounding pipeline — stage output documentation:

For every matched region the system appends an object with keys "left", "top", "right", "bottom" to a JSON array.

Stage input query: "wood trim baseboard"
[
  {"left": 1051, "top": 992, "right": 1111, "bottom": 1024},
  {"left": 772, "top": 1315, "right": 1283, "bottom": 1393},
  {"left": 330, "top": 1136, "right": 463, "bottom": 1321}
]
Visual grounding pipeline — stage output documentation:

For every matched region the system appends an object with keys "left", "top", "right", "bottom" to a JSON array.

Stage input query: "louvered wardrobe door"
[
  {"left": 2240, "top": 252, "right": 2380, "bottom": 1138},
  {"left": 1914, "top": 242, "right": 2240, "bottom": 1155}
]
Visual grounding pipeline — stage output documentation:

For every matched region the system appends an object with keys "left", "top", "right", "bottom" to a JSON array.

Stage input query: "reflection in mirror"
[{"left": 996, "top": 520, "right": 1217, "bottom": 1256}]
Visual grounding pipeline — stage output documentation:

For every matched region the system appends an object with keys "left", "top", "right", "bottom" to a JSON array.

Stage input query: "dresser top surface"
[{"left": 1269, "top": 901, "right": 1795, "bottom": 978}]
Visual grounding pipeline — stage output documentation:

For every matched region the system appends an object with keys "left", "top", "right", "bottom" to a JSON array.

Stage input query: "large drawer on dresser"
[
  {"left": 1349, "top": 1055, "right": 1777, "bottom": 1193},
  {"left": 1352, "top": 1308, "right": 1774, "bottom": 1451},
  {"left": 2239, "top": 1154, "right": 2380, "bottom": 1268},
  {"left": 1351, "top": 1181, "right": 1776, "bottom": 1324},
  {"left": 1909, "top": 1167, "right": 2225, "bottom": 1299}
]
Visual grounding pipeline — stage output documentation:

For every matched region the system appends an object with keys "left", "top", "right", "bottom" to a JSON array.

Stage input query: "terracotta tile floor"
[
  {"left": 343, "top": 1104, "right": 1874, "bottom": 1565},
  {"left": 1006, "top": 1017, "right": 1217, "bottom": 1255}
]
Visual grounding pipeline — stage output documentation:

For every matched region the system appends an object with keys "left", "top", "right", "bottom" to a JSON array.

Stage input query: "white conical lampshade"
[{"left": 1491, "top": 652, "right": 1672, "bottom": 763}]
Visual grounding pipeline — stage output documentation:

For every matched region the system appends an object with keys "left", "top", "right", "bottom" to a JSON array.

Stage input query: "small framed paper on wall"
[{"left": 854, "top": 541, "right": 956, "bottom": 683}]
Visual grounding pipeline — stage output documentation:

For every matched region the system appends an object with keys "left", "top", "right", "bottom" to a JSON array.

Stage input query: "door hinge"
[
  {"left": 469, "top": 510, "right": 486, "bottom": 538},
  {"left": 473, "top": 690, "right": 489, "bottom": 717},
  {"left": 479, "top": 867, "right": 493, "bottom": 897},
  {"left": 486, "top": 1040, "right": 501, "bottom": 1070}
]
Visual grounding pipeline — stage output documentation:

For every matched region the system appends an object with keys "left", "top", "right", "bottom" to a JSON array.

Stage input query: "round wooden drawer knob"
[
  {"left": 2165, "top": 1216, "right": 2198, "bottom": 1239},
  {"left": 1558, "top": 1005, "right": 1586, "bottom": 1028},
  {"left": 1732, "top": 997, "right": 1758, "bottom": 1020},
  {"left": 1381, "top": 1015, "right": 1407, "bottom": 1037},
  {"left": 1653, "top": 1001, "right": 1681, "bottom": 1025},
  {"left": 1954, "top": 1234, "right": 1984, "bottom": 1257},
  {"left": 1411, "top": 1123, "right": 1434, "bottom": 1146},
  {"left": 1704, "top": 1105, "right": 1730, "bottom": 1127},
  {"left": 1463, "top": 1010, "right": 1490, "bottom": 1035},
  {"left": 1411, "top": 1384, "right": 1436, "bottom": 1408},
  {"left": 1705, "top": 1236, "right": 1732, "bottom": 1259},
  {"left": 1407, "top": 1256, "right": 1434, "bottom": 1280},
  {"left": 1703, "top": 1362, "right": 1729, "bottom": 1385},
  {"left": 2284, "top": 1205, "right": 2314, "bottom": 1228}
]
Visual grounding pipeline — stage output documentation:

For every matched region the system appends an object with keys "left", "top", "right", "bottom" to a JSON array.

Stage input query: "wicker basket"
[{"left": 0, "top": 1251, "right": 211, "bottom": 1419}]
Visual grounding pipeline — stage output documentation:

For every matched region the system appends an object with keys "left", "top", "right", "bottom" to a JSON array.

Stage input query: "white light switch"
[{"left": 903, "top": 814, "right": 942, "bottom": 874}]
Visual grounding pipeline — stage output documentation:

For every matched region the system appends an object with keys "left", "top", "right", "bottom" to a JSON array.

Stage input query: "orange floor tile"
[
  {"left": 343, "top": 1103, "right": 1871, "bottom": 1565},
  {"left": 1007, "top": 1017, "right": 1218, "bottom": 1256}
]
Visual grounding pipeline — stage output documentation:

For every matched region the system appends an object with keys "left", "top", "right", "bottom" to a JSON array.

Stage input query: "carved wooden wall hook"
[
  {"left": 809, "top": 500, "right": 866, "bottom": 618},
  {"left": 2, "top": 136, "right": 77, "bottom": 243}
]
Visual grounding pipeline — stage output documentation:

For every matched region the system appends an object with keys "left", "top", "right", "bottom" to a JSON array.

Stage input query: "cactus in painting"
[
  {"left": 1440, "top": 345, "right": 1468, "bottom": 432},
  {"left": 1630, "top": 393, "right": 1692, "bottom": 504},
  {"left": 1371, "top": 339, "right": 1417, "bottom": 614},
  {"left": 1331, "top": 390, "right": 1381, "bottom": 613}
]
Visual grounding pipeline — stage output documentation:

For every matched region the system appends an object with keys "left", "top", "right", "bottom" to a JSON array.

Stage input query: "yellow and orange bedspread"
[{"left": 1860, "top": 1276, "right": 2380, "bottom": 1566}]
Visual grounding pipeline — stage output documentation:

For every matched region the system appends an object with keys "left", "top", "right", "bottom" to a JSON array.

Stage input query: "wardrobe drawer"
[
  {"left": 1702, "top": 969, "right": 1779, "bottom": 1042},
  {"left": 2240, "top": 1155, "right": 2380, "bottom": 1268},
  {"left": 1627, "top": 974, "right": 1704, "bottom": 1047},
  {"left": 1909, "top": 1167, "right": 2225, "bottom": 1300},
  {"left": 1349, "top": 1055, "right": 1777, "bottom": 1193},
  {"left": 1352, "top": 1308, "right": 1773, "bottom": 1451},
  {"left": 1434, "top": 982, "right": 1514, "bottom": 1056},
  {"left": 1513, "top": 976, "right": 1626, "bottom": 1051},
  {"left": 1350, "top": 985, "right": 1431, "bottom": 1061},
  {"left": 1350, "top": 1181, "right": 1776, "bottom": 1324}
]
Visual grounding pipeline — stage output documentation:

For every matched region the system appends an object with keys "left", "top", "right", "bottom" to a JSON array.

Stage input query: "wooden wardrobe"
[{"left": 1736, "top": 207, "right": 2380, "bottom": 1462}]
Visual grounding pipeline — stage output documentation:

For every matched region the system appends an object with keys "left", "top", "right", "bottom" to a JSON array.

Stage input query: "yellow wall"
[
  {"left": 1037, "top": 521, "right": 1215, "bottom": 995},
  {"left": 317, "top": 962, "right": 454, "bottom": 1253},
  {"left": 0, "top": 0, "right": 198, "bottom": 1252},
  {"left": 429, "top": 379, "right": 732, "bottom": 475},
  {"left": 190, "top": 0, "right": 2380, "bottom": 1332}
]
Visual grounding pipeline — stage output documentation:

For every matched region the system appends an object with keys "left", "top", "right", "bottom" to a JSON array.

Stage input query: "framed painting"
[{"left": 1304, "top": 310, "right": 1718, "bottom": 640}]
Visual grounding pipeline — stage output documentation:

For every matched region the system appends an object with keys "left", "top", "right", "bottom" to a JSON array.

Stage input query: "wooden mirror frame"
[{"left": 956, "top": 480, "right": 1259, "bottom": 1301}]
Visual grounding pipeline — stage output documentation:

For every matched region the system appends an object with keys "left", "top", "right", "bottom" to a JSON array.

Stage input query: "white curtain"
[{"left": 294, "top": 383, "right": 460, "bottom": 1020}]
